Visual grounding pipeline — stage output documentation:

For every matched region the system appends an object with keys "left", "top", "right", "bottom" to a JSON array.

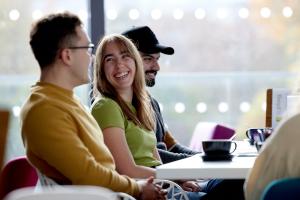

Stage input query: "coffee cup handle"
[{"left": 230, "top": 141, "right": 237, "bottom": 154}]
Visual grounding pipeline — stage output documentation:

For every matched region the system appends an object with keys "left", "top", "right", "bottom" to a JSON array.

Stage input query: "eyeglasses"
[{"left": 68, "top": 43, "right": 95, "bottom": 55}]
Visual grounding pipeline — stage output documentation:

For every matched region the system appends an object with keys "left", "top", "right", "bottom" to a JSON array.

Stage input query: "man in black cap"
[{"left": 122, "top": 26, "right": 199, "bottom": 164}]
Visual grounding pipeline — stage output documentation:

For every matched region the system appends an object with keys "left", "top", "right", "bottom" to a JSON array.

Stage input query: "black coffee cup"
[{"left": 202, "top": 140, "right": 237, "bottom": 156}]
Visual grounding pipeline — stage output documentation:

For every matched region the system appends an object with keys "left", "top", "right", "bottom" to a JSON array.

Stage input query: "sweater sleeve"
[
  {"left": 157, "top": 148, "right": 191, "bottom": 164},
  {"left": 169, "top": 143, "right": 200, "bottom": 155},
  {"left": 164, "top": 130, "right": 199, "bottom": 155},
  {"left": 22, "top": 103, "right": 140, "bottom": 197},
  {"left": 163, "top": 131, "right": 177, "bottom": 149}
]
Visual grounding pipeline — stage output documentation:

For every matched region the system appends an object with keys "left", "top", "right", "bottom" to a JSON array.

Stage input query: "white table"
[{"left": 156, "top": 141, "right": 257, "bottom": 179}]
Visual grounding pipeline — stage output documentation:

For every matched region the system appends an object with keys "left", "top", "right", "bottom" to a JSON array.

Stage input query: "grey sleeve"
[
  {"left": 169, "top": 143, "right": 200, "bottom": 155},
  {"left": 157, "top": 148, "right": 192, "bottom": 164}
]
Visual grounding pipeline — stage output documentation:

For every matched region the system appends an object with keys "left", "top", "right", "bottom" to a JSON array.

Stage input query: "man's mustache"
[{"left": 145, "top": 70, "right": 157, "bottom": 76}]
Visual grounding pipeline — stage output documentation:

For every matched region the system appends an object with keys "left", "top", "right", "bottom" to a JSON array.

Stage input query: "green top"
[{"left": 91, "top": 97, "right": 161, "bottom": 167}]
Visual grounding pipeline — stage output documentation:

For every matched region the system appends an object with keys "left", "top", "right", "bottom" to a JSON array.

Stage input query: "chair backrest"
[
  {"left": 0, "top": 156, "right": 38, "bottom": 199},
  {"left": 0, "top": 109, "right": 10, "bottom": 169},
  {"left": 4, "top": 186, "right": 118, "bottom": 200},
  {"left": 154, "top": 179, "right": 189, "bottom": 200},
  {"left": 189, "top": 122, "right": 235, "bottom": 151},
  {"left": 260, "top": 177, "right": 300, "bottom": 200},
  {"left": 36, "top": 171, "right": 60, "bottom": 187}
]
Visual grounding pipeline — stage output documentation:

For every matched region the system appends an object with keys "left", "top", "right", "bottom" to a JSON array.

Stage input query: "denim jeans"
[
  {"left": 201, "top": 179, "right": 245, "bottom": 200},
  {"left": 166, "top": 187, "right": 207, "bottom": 200}
]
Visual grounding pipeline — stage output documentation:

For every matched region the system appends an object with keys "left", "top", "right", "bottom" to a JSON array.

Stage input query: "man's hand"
[
  {"left": 180, "top": 180, "right": 201, "bottom": 192},
  {"left": 137, "top": 177, "right": 166, "bottom": 200}
]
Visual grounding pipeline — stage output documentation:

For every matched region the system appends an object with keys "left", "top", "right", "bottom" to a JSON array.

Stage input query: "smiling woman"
[
  {"left": 102, "top": 41, "right": 136, "bottom": 95},
  {"left": 91, "top": 34, "right": 159, "bottom": 177},
  {"left": 92, "top": 34, "right": 154, "bottom": 132}
]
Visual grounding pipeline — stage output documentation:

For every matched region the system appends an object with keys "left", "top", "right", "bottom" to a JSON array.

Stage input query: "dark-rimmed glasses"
[{"left": 68, "top": 43, "right": 95, "bottom": 55}]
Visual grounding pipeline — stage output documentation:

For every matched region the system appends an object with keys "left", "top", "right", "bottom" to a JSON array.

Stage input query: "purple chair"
[
  {"left": 0, "top": 156, "right": 38, "bottom": 199},
  {"left": 189, "top": 122, "right": 236, "bottom": 151}
]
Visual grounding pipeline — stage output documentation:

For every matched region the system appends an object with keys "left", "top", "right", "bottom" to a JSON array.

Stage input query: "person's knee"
[
  {"left": 203, "top": 179, "right": 245, "bottom": 200},
  {"left": 186, "top": 191, "right": 207, "bottom": 200}
]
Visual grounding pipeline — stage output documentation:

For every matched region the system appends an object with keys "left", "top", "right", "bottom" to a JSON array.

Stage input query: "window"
[
  {"left": 0, "top": 0, "right": 90, "bottom": 162},
  {"left": 104, "top": 0, "right": 300, "bottom": 145}
]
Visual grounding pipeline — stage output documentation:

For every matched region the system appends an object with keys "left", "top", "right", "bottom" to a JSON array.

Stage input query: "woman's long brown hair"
[{"left": 93, "top": 34, "right": 155, "bottom": 131}]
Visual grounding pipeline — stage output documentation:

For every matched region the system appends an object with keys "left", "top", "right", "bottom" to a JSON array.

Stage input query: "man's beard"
[
  {"left": 145, "top": 70, "right": 157, "bottom": 87},
  {"left": 146, "top": 78, "right": 155, "bottom": 87}
]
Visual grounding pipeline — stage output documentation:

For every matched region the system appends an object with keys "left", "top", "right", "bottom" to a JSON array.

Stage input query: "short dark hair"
[{"left": 29, "top": 12, "right": 82, "bottom": 69}]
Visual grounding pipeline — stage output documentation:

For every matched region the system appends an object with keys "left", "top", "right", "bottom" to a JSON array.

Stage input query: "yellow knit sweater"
[{"left": 20, "top": 82, "right": 139, "bottom": 197}]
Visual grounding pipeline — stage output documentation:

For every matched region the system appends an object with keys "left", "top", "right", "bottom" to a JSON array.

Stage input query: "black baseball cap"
[{"left": 122, "top": 26, "right": 174, "bottom": 55}]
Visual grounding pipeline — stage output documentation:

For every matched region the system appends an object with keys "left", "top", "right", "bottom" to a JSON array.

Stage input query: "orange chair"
[{"left": 0, "top": 156, "right": 38, "bottom": 199}]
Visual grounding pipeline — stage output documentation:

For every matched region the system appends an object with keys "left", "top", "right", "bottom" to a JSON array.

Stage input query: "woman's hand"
[
  {"left": 138, "top": 177, "right": 167, "bottom": 200},
  {"left": 180, "top": 180, "right": 201, "bottom": 192}
]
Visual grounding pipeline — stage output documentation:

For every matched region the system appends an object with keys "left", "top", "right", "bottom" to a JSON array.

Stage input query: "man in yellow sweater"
[{"left": 21, "top": 12, "right": 165, "bottom": 200}]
